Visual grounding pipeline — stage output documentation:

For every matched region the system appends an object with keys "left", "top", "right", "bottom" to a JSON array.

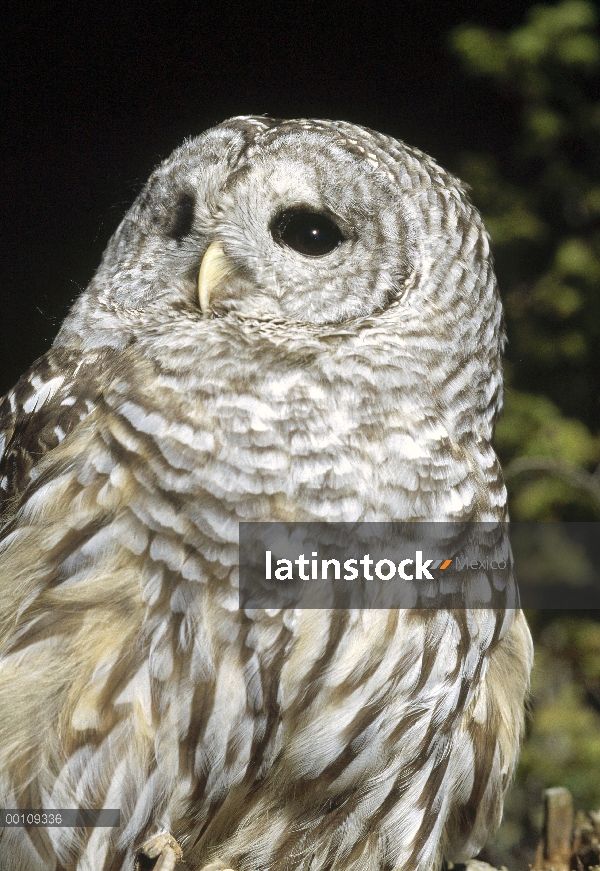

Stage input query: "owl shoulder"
[{"left": 0, "top": 347, "right": 113, "bottom": 517}]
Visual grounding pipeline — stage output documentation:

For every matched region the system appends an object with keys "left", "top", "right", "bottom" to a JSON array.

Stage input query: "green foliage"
[
  {"left": 450, "top": 4, "right": 600, "bottom": 868},
  {"left": 485, "top": 615, "right": 600, "bottom": 867},
  {"left": 496, "top": 391, "right": 599, "bottom": 517},
  {"left": 521, "top": 641, "right": 600, "bottom": 807},
  {"left": 452, "top": 1, "right": 599, "bottom": 78},
  {"left": 451, "top": 0, "right": 600, "bottom": 520},
  {"left": 496, "top": 392, "right": 597, "bottom": 463}
]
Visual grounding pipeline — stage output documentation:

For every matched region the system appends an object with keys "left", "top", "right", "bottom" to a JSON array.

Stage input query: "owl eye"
[{"left": 272, "top": 210, "right": 344, "bottom": 257}]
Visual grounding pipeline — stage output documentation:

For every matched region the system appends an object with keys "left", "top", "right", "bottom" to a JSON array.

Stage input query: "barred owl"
[{"left": 0, "top": 117, "right": 532, "bottom": 871}]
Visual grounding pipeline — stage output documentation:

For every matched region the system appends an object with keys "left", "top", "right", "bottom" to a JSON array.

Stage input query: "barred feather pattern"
[{"left": 0, "top": 116, "right": 532, "bottom": 871}]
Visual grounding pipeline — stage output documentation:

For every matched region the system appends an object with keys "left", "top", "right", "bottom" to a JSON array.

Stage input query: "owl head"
[{"left": 55, "top": 116, "right": 504, "bottom": 440}]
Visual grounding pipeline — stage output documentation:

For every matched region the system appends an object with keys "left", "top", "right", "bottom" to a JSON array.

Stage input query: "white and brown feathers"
[{"left": 0, "top": 117, "right": 532, "bottom": 871}]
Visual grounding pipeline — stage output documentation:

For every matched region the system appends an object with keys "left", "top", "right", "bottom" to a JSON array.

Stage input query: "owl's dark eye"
[{"left": 272, "top": 210, "right": 344, "bottom": 257}]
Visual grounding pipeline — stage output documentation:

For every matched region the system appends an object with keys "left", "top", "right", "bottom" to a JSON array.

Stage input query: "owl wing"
[
  {"left": 0, "top": 389, "right": 155, "bottom": 870},
  {"left": 0, "top": 345, "right": 255, "bottom": 871},
  {"left": 0, "top": 347, "right": 115, "bottom": 516}
]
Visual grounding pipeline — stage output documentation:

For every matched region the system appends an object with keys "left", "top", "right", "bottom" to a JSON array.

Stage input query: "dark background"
[{"left": 2, "top": 0, "right": 527, "bottom": 396}]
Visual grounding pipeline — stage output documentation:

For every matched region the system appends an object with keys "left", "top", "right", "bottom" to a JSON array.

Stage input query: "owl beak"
[{"left": 197, "top": 242, "right": 236, "bottom": 315}]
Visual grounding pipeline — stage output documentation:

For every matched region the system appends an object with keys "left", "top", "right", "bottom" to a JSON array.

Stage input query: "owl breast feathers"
[{"left": 0, "top": 117, "right": 532, "bottom": 871}]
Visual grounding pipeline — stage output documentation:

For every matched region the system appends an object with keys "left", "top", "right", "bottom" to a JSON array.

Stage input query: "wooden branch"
[{"left": 534, "top": 787, "right": 574, "bottom": 871}]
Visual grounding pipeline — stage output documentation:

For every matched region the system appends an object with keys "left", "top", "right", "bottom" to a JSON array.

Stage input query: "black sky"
[{"left": 1, "top": 1, "right": 533, "bottom": 395}]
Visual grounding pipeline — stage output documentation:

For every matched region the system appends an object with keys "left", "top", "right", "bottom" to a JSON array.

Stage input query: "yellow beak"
[{"left": 197, "top": 242, "right": 236, "bottom": 315}]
